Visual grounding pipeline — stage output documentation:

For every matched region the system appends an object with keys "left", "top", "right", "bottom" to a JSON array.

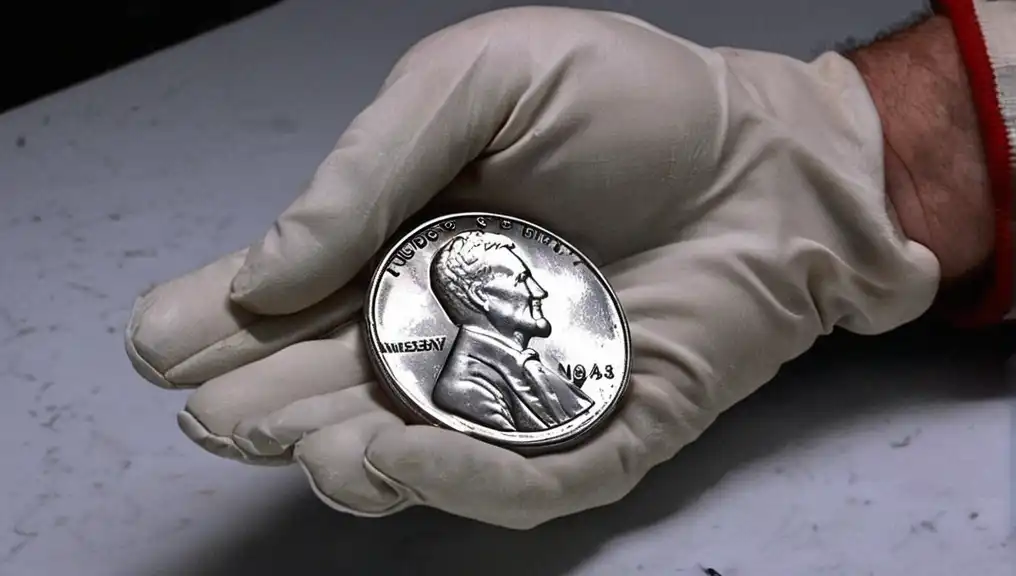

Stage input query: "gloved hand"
[{"left": 125, "top": 6, "right": 940, "bottom": 529}]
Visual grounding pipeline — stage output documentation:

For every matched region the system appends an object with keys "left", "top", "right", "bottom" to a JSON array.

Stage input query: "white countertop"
[{"left": 1, "top": 0, "right": 1013, "bottom": 574}]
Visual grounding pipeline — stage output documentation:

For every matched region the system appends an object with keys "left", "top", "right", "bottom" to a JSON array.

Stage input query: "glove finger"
[
  {"left": 125, "top": 249, "right": 362, "bottom": 389},
  {"left": 229, "top": 13, "right": 527, "bottom": 315},
  {"left": 233, "top": 382, "right": 391, "bottom": 457},
  {"left": 361, "top": 371, "right": 692, "bottom": 530},
  {"left": 179, "top": 323, "right": 371, "bottom": 463},
  {"left": 294, "top": 412, "right": 416, "bottom": 517}
]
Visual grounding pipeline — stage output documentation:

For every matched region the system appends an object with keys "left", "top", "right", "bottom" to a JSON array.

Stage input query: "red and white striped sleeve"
[{"left": 935, "top": 0, "right": 1016, "bottom": 325}]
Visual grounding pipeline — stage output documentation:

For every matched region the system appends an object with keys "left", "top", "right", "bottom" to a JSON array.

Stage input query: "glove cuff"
[{"left": 935, "top": 0, "right": 1016, "bottom": 325}]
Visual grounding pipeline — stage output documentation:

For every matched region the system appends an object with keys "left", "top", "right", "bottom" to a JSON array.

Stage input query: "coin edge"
[{"left": 362, "top": 211, "right": 633, "bottom": 455}]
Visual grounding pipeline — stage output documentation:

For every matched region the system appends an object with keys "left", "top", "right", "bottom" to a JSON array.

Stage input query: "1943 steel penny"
[{"left": 364, "top": 212, "right": 631, "bottom": 454}]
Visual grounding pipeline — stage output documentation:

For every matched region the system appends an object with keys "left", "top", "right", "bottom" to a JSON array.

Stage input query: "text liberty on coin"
[{"left": 364, "top": 213, "right": 631, "bottom": 454}]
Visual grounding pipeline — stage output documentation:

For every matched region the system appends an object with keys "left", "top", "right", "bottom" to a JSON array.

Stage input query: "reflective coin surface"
[{"left": 364, "top": 212, "right": 631, "bottom": 454}]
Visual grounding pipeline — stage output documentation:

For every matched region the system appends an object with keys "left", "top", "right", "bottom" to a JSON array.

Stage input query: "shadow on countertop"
[{"left": 136, "top": 320, "right": 1016, "bottom": 576}]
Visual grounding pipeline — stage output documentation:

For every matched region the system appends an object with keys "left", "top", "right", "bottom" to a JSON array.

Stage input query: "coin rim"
[{"left": 363, "top": 211, "right": 632, "bottom": 455}]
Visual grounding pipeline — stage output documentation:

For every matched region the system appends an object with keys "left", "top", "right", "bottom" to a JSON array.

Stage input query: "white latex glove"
[{"left": 125, "top": 6, "right": 940, "bottom": 529}]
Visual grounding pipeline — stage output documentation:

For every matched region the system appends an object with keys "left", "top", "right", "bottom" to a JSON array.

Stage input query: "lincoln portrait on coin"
[{"left": 428, "top": 230, "right": 594, "bottom": 432}]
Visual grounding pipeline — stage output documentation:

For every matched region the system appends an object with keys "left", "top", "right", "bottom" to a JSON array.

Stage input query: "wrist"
[{"left": 846, "top": 14, "right": 995, "bottom": 291}]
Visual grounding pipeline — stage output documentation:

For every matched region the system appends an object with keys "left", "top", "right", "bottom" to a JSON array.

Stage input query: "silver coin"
[{"left": 364, "top": 212, "right": 631, "bottom": 454}]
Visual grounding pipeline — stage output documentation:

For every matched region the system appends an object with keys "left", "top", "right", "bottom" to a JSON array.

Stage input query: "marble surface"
[{"left": 1, "top": 0, "right": 1014, "bottom": 574}]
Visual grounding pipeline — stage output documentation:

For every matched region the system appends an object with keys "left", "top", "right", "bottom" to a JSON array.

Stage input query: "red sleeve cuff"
[{"left": 935, "top": 0, "right": 1014, "bottom": 327}]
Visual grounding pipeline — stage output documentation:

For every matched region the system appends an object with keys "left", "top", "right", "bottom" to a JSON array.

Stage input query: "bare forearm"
[{"left": 846, "top": 13, "right": 994, "bottom": 289}]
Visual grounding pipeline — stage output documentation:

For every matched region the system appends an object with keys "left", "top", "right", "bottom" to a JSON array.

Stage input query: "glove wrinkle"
[
  {"left": 176, "top": 409, "right": 291, "bottom": 466},
  {"left": 292, "top": 412, "right": 412, "bottom": 515},
  {"left": 295, "top": 455, "right": 415, "bottom": 518},
  {"left": 237, "top": 382, "right": 390, "bottom": 457}
]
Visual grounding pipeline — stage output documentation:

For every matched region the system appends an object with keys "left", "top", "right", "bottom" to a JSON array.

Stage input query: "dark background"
[{"left": 1, "top": 0, "right": 281, "bottom": 114}]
